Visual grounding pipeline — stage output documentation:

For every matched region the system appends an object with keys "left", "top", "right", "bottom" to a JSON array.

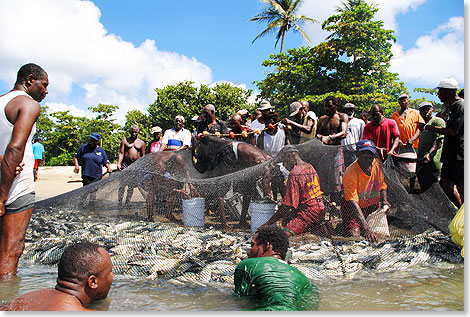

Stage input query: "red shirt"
[
  {"left": 282, "top": 164, "right": 324, "bottom": 212},
  {"left": 362, "top": 118, "right": 400, "bottom": 152}
]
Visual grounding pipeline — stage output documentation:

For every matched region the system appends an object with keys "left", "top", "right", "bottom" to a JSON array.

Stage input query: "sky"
[{"left": 0, "top": 0, "right": 465, "bottom": 124}]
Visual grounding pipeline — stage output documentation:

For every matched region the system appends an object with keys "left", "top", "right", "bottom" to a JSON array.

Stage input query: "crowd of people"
[{"left": 0, "top": 63, "right": 464, "bottom": 311}]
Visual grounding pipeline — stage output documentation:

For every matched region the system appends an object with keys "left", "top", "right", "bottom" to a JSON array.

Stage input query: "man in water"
[
  {"left": 262, "top": 147, "right": 325, "bottom": 237},
  {"left": 234, "top": 225, "right": 319, "bottom": 311},
  {"left": 1, "top": 241, "right": 113, "bottom": 311},
  {"left": 340, "top": 140, "right": 390, "bottom": 242},
  {"left": 117, "top": 125, "right": 145, "bottom": 170},
  {"left": 0, "top": 63, "right": 48, "bottom": 276}
]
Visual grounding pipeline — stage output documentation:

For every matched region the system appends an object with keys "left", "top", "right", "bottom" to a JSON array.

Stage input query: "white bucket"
[
  {"left": 182, "top": 197, "right": 205, "bottom": 227},
  {"left": 250, "top": 201, "right": 276, "bottom": 234}
]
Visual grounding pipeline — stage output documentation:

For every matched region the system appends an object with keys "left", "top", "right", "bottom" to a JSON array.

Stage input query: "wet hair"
[
  {"left": 16, "top": 63, "right": 46, "bottom": 84},
  {"left": 255, "top": 226, "right": 289, "bottom": 260},
  {"left": 324, "top": 95, "right": 338, "bottom": 106},
  {"left": 58, "top": 242, "right": 104, "bottom": 282}
]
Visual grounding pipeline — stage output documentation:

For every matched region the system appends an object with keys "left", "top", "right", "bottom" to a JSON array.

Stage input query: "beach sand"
[{"left": 34, "top": 165, "right": 117, "bottom": 200}]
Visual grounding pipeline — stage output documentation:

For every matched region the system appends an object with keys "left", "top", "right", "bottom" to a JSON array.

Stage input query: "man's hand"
[
  {"left": 107, "top": 166, "right": 113, "bottom": 173},
  {"left": 364, "top": 228, "right": 378, "bottom": 243},
  {"left": 0, "top": 201, "right": 5, "bottom": 217},
  {"left": 15, "top": 162, "right": 24, "bottom": 177},
  {"left": 74, "top": 166, "right": 79, "bottom": 174},
  {"left": 116, "top": 163, "right": 122, "bottom": 171}
]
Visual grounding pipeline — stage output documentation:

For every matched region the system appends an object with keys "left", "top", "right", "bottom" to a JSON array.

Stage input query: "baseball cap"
[
  {"left": 90, "top": 132, "right": 102, "bottom": 141},
  {"left": 398, "top": 94, "right": 409, "bottom": 100},
  {"left": 151, "top": 126, "right": 162, "bottom": 133},
  {"left": 435, "top": 77, "right": 459, "bottom": 89},
  {"left": 289, "top": 102, "right": 302, "bottom": 117},
  {"left": 418, "top": 101, "right": 433, "bottom": 110},
  {"left": 344, "top": 103, "right": 356, "bottom": 109},
  {"left": 356, "top": 139, "right": 377, "bottom": 154},
  {"left": 258, "top": 100, "right": 273, "bottom": 111}
]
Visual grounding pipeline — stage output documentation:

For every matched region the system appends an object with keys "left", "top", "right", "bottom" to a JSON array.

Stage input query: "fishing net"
[{"left": 27, "top": 133, "right": 461, "bottom": 288}]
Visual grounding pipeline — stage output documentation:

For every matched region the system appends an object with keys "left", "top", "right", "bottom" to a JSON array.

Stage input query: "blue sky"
[{"left": 0, "top": 0, "right": 465, "bottom": 123}]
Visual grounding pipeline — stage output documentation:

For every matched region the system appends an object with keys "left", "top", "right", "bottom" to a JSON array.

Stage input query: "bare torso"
[
  {"left": 1, "top": 289, "right": 86, "bottom": 311},
  {"left": 122, "top": 137, "right": 145, "bottom": 164},
  {"left": 317, "top": 112, "right": 347, "bottom": 145}
]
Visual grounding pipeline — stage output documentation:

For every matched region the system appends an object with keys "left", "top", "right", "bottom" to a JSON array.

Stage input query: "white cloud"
[
  {"left": 0, "top": 0, "right": 213, "bottom": 124},
  {"left": 44, "top": 102, "right": 92, "bottom": 119},
  {"left": 390, "top": 17, "right": 464, "bottom": 87}
]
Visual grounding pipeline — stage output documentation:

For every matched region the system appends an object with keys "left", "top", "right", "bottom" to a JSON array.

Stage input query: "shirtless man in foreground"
[
  {"left": 316, "top": 95, "right": 348, "bottom": 145},
  {"left": 1, "top": 242, "right": 113, "bottom": 311}
]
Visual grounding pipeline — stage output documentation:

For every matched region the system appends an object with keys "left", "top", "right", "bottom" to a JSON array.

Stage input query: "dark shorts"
[
  {"left": 441, "top": 161, "right": 464, "bottom": 182},
  {"left": 34, "top": 159, "right": 42, "bottom": 170},
  {"left": 4, "top": 192, "right": 35, "bottom": 215},
  {"left": 82, "top": 175, "right": 98, "bottom": 186}
]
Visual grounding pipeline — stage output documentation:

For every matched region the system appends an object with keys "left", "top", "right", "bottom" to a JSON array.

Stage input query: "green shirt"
[
  {"left": 234, "top": 257, "right": 319, "bottom": 311},
  {"left": 417, "top": 116, "right": 445, "bottom": 172}
]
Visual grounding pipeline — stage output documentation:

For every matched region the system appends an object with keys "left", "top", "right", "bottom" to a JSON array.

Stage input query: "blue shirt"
[
  {"left": 74, "top": 144, "right": 110, "bottom": 179},
  {"left": 32, "top": 142, "right": 45, "bottom": 160}
]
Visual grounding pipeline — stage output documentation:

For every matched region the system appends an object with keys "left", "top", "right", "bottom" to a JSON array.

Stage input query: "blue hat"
[
  {"left": 90, "top": 132, "right": 102, "bottom": 140},
  {"left": 356, "top": 139, "right": 376, "bottom": 154}
]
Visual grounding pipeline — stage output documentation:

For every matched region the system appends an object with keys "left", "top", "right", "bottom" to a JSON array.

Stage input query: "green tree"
[
  {"left": 255, "top": 0, "right": 406, "bottom": 116},
  {"left": 249, "top": 0, "right": 318, "bottom": 53},
  {"left": 124, "top": 110, "right": 152, "bottom": 144}
]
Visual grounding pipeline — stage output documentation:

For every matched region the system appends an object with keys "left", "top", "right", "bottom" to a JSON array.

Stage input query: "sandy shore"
[{"left": 34, "top": 165, "right": 117, "bottom": 201}]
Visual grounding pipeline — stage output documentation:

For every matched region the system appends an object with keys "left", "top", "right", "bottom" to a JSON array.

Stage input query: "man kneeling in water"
[
  {"left": 1, "top": 242, "right": 113, "bottom": 311},
  {"left": 234, "top": 226, "right": 319, "bottom": 311}
]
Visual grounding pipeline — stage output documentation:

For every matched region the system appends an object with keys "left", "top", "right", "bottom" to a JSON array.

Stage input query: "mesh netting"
[{"left": 28, "top": 135, "right": 461, "bottom": 284}]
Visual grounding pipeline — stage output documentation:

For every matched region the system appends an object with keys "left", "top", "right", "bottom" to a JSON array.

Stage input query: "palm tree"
[{"left": 249, "top": 0, "right": 318, "bottom": 53}]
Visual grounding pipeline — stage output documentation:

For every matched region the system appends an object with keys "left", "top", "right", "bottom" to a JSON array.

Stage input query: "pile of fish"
[{"left": 23, "top": 208, "right": 463, "bottom": 286}]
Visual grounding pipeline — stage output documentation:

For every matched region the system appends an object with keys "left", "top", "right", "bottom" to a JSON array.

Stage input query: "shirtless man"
[
  {"left": 316, "top": 96, "right": 348, "bottom": 145},
  {"left": 1, "top": 242, "right": 113, "bottom": 311},
  {"left": 117, "top": 125, "right": 145, "bottom": 207},
  {"left": 117, "top": 125, "right": 145, "bottom": 170}
]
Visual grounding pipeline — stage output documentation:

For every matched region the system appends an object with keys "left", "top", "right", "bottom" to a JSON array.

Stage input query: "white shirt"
[
  {"left": 162, "top": 128, "right": 192, "bottom": 150},
  {"left": 342, "top": 117, "right": 365, "bottom": 146}
]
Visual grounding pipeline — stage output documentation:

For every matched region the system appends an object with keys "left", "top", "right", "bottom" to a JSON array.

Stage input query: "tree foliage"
[
  {"left": 255, "top": 0, "right": 407, "bottom": 116},
  {"left": 249, "top": 0, "right": 318, "bottom": 53}
]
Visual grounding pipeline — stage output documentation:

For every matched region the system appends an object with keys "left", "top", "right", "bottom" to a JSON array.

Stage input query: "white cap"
[
  {"left": 258, "top": 100, "right": 273, "bottom": 111},
  {"left": 436, "top": 77, "right": 459, "bottom": 89}
]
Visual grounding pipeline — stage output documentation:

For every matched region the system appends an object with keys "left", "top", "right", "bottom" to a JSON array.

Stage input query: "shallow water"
[{"left": 1, "top": 260, "right": 463, "bottom": 311}]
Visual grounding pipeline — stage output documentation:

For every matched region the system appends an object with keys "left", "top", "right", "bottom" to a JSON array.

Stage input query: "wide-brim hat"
[
  {"left": 289, "top": 102, "right": 302, "bottom": 117},
  {"left": 151, "top": 126, "right": 162, "bottom": 133},
  {"left": 258, "top": 100, "right": 273, "bottom": 111}
]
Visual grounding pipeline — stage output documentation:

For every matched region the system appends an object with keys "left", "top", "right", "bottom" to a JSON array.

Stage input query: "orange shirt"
[
  {"left": 343, "top": 159, "right": 387, "bottom": 209},
  {"left": 391, "top": 109, "right": 424, "bottom": 148}
]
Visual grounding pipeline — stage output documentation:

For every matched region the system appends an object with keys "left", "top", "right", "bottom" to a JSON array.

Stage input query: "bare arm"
[
  {"left": 387, "top": 136, "right": 401, "bottom": 156},
  {"left": 116, "top": 139, "right": 125, "bottom": 170},
  {"left": 0, "top": 96, "right": 40, "bottom": 215},
  {"left": 344, "top": 199, "right": 378, "bottom": 243},
  {"left": 73, "top": 156, "right": 80, "bottom": 174},
  {"left": 263, "top": 204, "right": 291, "bottom": 227},
  {"left": 416, "top": 122, "right": 457, "bottom": 137},
  {"left": 282, "top": 117, "right": 314, "bottom": 134}
]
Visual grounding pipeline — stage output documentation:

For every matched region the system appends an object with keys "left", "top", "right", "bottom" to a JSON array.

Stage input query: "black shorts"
[{"left": 441, "top": 161, "right": 464, "bottom": 182}]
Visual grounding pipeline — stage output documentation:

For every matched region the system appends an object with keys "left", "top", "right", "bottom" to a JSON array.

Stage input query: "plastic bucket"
[
  {"left": 250, "top": 201, "right": 276, "bottom": 234},
  {"left": 182, "top": 197, "right": 205, "bottom": 227}
]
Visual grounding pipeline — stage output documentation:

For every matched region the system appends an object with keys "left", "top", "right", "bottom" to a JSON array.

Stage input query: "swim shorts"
[
  {"left": 441, "top": 161, "right": 464, "bottom": 182},
  {"left": 4, "top": 192, "right": 35, "bottom": 215},
  {"left": 34, "top": 159, "right": 42, "bottom": 170}
]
